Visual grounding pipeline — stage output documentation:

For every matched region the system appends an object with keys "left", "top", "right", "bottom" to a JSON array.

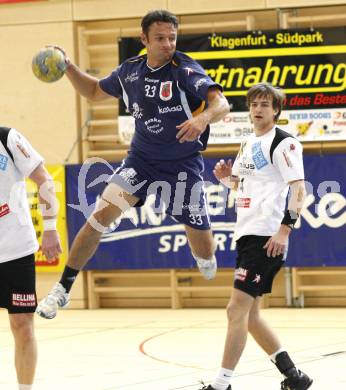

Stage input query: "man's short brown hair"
[
  {"left": 246, "top": 83, "right": 285, "bottom": 122},
  {"left": 141, "top": 10, "right": 178, "bottom": 37}
]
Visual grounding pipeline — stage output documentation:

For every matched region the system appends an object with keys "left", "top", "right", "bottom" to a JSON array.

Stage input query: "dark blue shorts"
[{"left": 109, "top": 152, "right": 211, "bottom": 230}]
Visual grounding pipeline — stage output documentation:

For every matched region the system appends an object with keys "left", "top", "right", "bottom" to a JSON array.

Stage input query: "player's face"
[
  {"left": 249, "top": 95, "right": 278, "bottom": 134},
  {"left": 141, "top": 22, "right": 177, "bottom": 67}
]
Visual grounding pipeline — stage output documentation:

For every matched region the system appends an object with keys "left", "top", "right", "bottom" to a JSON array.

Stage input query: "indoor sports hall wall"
[
  {"left": 1, "top": 0, "right": 346, "bottom": 164},
  {"left": 0, "top": 0, "right": 345, "bottom": 309}
]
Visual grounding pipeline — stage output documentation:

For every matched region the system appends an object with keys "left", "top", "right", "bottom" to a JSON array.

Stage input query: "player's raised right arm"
[
  {"left": 65, "top": 63, "right": 111, "bottom": 101},
  {"left": 49, "top": 44, "right": 111, "bottom": 101}
]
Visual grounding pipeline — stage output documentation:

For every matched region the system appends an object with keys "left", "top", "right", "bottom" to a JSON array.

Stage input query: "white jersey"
[
  {"left": 232, "top": 126, "right": 304, "bottom": 241},
  {"left": 0, "top": 128, "right": 43, "bottom": 263}
]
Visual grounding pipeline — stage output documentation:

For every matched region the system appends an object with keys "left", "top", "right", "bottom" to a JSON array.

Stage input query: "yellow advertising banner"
[{"left": 26, "top": 164, "right": 68, "bottom": 272}]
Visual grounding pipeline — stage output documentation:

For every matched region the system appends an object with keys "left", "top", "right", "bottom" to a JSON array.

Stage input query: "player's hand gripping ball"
[{"left": 32, "top": 47, "right": 67, "bottom": 83}]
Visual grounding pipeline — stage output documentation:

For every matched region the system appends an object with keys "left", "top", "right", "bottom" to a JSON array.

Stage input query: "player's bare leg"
[
  {"left": 37, "top": 183, "right": 139, "bottom": 319},
  {"left": 249, "top": 297, "right": 312, "bottom": 390},
  {"left": 185, "top": 226, "right": 217, "bottom": 280},
  {"left": 248, "top": 296, "right": 281, "bottom": 354},
  {"left": 9, "top": 313, "right": 37, "bottom": 387},
  {"left": 221, "top": 289, "right": 254, "bottom": 369}
]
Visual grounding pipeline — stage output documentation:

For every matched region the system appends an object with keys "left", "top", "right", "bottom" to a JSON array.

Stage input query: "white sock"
[
  {"left": 19, "top": 385, "right": 32, "bottom": 390},
  {"left": 270, "top": 348, "right": 285, "bottom": 363},
  {"left": 211, "top": 367, "right": 233, "bottom": 390}
]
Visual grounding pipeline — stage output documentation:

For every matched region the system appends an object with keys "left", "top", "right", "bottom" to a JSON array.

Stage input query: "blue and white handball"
[{"left": 32, "top": 47, "right": 67, "bottom": 83}]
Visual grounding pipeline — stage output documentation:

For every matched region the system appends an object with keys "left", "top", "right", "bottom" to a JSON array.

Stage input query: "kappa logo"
[
  {"left": 159, "top": 81, "right": 173, "bottom": 101},
  {"left": 145, "top": 77, "right": 159, "bottom": 84},
  {"left": 234, "top": 267, "right": 248, "bottom": 282}
]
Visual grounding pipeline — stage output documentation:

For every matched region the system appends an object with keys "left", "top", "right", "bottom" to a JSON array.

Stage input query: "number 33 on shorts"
[{"left": 189, "top": 214, "right": 203, "bottom": 225}]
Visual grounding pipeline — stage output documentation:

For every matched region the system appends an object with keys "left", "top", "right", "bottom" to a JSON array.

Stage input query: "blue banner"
[{"left": 65, "top": 154, "right": 346, "bottom": 269}]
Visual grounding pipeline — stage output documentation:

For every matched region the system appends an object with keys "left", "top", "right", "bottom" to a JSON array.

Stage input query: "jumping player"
[{"left": 36, "top": 9, "right": 230, "bottom": 319}]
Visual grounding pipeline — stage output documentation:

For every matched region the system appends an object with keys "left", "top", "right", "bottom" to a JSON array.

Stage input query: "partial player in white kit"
[
  {"left": 0, "top": 127, "right": 61, "bottom": 390},
  {"left": 199, "top": 83, "right": 312, "bottom": 390}
]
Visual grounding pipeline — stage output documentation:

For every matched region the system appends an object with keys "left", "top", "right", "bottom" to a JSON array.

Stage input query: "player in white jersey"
[
  {"left": 0, "top": 127, "right": 61, "bottom": 390},
  {"left": 199, "top": 83, "right": 312, "bottom": 390}
]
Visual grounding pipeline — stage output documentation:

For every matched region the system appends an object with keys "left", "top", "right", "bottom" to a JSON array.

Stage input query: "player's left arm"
[
  {"left": 29, "top": 164, "right": 62, "bottom": 260},
  {"left": 264, "top": 138, "right": 306, "bottom": 257},
  {"left": 176, "top": 87, "right": 229, "bottom": 143},
  {"left": 264, "top": 179, "right": 306, "bottom": 257}
]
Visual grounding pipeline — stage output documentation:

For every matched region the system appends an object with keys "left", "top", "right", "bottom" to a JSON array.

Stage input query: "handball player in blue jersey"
[{"left": 37, "top": 10, "right": 230, "bottom": 319}]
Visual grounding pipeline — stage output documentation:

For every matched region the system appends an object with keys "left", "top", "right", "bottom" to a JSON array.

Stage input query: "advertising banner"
[
  {"left": 65, "top": 155, "right": 346, "bottom": 269},
  {"left": 27, "top": 164, "right": 68, "bottom": 272},
  {"left": 118, "top": 27, "right": 346, "bottom": 144}
]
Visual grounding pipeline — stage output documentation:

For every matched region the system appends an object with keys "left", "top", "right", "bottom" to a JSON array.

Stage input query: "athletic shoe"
[
  {"left": 195, "top": 257, "right": 217, "bottom": 280},
  {"left": 198, "top": 384, "right": 231, "bottom": 390},
  {"left": 281, "top": 369, "right": 313, "bottom": 390},
  {"left": 36, "top": 282, "right": 70, "bottom": 319}
]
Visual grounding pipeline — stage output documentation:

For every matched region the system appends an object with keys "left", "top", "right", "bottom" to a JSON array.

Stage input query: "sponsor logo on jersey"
[
  {"left": 234, "top": 267, "right": 248, "bottom": 282},
  {"left": 144, "top": 118, "right": 164, "bottom": 134},
  {"left": 131, "top": 102, "right": 144, "bottom": 119},
  {"left": 125, "top": 71, "right": 139, "bottom": 83},
  {"left": 159, "top": 81, "right": 173, "bottom": 101},
  {"left": 252, "top": 142, "right": 268, "bottom": 169},
  {"left": 158, "top": 105, "right": 183, "bottom": 114},
  {"left": 118, "top": 168, "right": 138, "bottom": 185},
  {"left": 0, "top": 154, "right": 9, "bottom": 171},
  {"left": 12, "top": 293, "right": 36, "bottom": 307},
  {"left": 145, "top": 77, "right": 159, "bottom": 83},
  {"left": 0, "top": 203, "right": 10, "bottom": 218},
  {"left": 239, "top": 162, "right": 255, "bottom": 170},
  {"left": 236, "top": 197, "right": 251, "bottom": 208},
  {"left": 194, "top": 77, "right": 207, "bottom": 91}
]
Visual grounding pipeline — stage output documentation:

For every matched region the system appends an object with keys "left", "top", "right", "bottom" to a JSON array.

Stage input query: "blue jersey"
[{"left": 99, "top": 51, "right": 221, "bottom": 160}]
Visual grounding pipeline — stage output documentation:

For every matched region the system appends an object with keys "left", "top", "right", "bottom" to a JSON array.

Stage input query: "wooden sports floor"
[{"left": 1, "top": 308, "right": 345, "bottom": 390}]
